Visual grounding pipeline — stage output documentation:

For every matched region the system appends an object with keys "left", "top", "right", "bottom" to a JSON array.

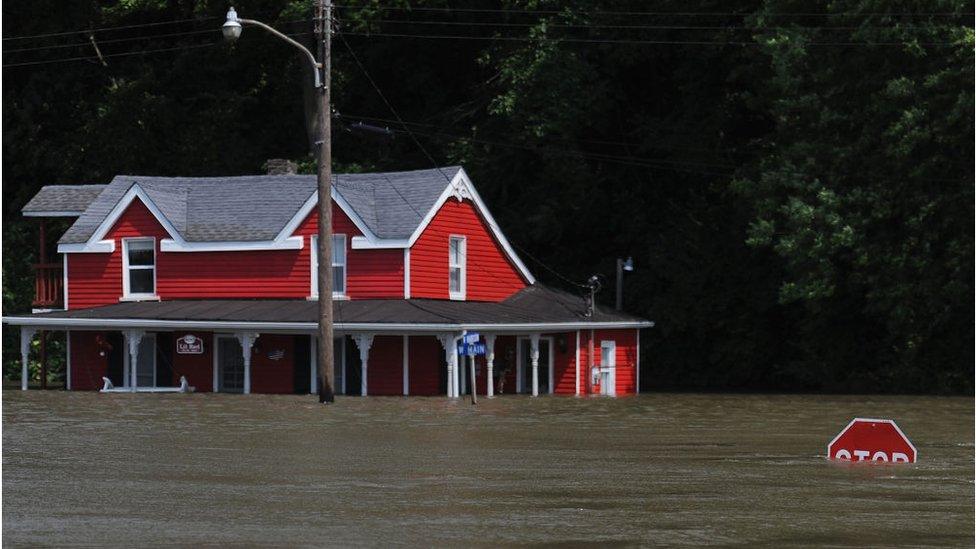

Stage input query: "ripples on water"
[{"left": 2, "top": 391, "right": 973, "bottom": 547}]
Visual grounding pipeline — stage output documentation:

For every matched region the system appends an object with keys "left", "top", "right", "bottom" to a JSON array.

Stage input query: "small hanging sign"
[
  {"left": 267, "top": 349, "right": 286, "bottom": 361},
  {"left": 176, "top": 334, "right": 204, "bottom": 355}
]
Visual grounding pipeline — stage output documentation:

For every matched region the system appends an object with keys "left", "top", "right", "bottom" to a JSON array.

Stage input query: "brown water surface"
[{"left": 2, "top": 391, "right": 973, "bottom": 547}]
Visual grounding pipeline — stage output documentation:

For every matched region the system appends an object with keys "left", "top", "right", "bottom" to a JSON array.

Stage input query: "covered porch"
[{"left": 4, "top": 285, "right": 652, "bottom": 397}]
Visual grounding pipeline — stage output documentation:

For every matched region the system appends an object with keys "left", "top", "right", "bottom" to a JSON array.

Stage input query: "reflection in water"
[{"left": 2, "top": 391, "right": 973, "bottom": 546}]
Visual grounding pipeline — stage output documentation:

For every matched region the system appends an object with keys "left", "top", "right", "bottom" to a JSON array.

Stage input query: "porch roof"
[{"left": 3, "top": 285, "right": 652, "bottom": 333}]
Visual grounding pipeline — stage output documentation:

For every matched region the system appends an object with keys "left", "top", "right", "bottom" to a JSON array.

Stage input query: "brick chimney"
[{"left": 263, "top": 159, "right": 298, "bottom": 175}]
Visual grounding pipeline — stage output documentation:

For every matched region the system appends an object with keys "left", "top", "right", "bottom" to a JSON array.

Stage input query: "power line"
[
  {"left": 343, "top": 113, "right": 736, "bottom": 171},
  {"left": 4, "top": 28, "right": 219, "bottom": 54},
  {"left": 348, "top": 18, "right": 960, "bottom": 32},
  {"left": 338, "top": 30, "right": 963, "bottom": 47},
  {"left": 3, "top": 16, "right": 219, "bottom": 42},
  {"left": 334, "top": 4, "right": 970, "bottom": 18},
  {"left": 2, "top": 41, "right": 220, "bottom": 68},
  {"left": 339, "top": 31, "right": 588, "bottom": 290}
]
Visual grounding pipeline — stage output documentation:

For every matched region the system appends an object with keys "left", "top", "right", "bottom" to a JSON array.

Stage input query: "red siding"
[
  {"left": 250, "top": 334, "right": 296, "bottom": 394},
  {"left": 551, "top": 331, "right": 577, "bottom": 395},
  {"left": 408, "top": 336, "right": 442, "bottom": 396},
  {"left": 66, "top": 198, "right": 405, "bottom": 308},
  {"left": 171, "top": 332, "right": 214, "bottom": 393},
  {"left": 410, "top": 198, "right": 526, "bottom": 302},
  {"left": 576, "top": 329, "right": 637, "bottom": 396},
  {"left": 69, "top": 332, "right": 108, "bottom": 391},
  {"left": 366, "top": 335, "right": 403, "bottom": 396}
]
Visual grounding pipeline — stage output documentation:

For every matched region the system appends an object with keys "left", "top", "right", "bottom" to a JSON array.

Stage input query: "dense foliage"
[{"left": 3, "top": 0, "right": 972, "bottom": 393}]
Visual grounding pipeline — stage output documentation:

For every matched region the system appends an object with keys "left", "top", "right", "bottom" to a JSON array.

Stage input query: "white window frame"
[
  {"left": 311, "top": 234, "right": 347, "bottom": 299},
  {"left": 448, "top": 235, "right": 466, "bottom": 300},
  {"left": 121, "top": 237, "right": 157, "bottom": 299}
]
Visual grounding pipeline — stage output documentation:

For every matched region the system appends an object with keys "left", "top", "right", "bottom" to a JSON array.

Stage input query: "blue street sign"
[
  {"left": 457, "top": 342, "right": 486, "bottom": 356},
  {"left": 462, "top": 332, "right": 480, "bottom": 344}
]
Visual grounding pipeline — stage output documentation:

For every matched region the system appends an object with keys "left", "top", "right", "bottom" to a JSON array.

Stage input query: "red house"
[{"left": 5, "top": 167, "right": 652, "bottom": 397}]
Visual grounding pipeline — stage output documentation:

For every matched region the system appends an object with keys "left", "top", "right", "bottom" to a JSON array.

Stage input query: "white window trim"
[
  {"left": 449, "top": 235, "right": 466, "bottom": 301},
  {"left": 121, "top": 237, "right": 157, "bottom": 300},
  {"left": 310, "top": 234, "right": 348, "bottom": 299}
]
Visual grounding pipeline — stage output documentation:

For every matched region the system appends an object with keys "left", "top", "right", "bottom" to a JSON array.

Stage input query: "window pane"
[
  {"left": 332, "top": 235, "right": 345, "bottom": 264},
  {"left": 333, "top": 266, "right": 345, "bottom": 293},
  {"left": 128, "top": 244, "right": 154, "bottom": 266},
  {"left": 449, "top": 238, "right": 461, "bottom": 264},
  {"left": 129, "top": 269, "right": 154, "bottom": 294},
  {"left": 449, "top": 268, "right": 460, "bottom": 292}
]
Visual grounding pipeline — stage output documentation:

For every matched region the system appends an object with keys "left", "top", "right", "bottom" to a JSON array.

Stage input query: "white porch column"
[
  {"left": 402, "top": 335, "right": 409, "bottom": 396},
  {"left": 485, "top": 334, "right": 496, "bottom": 398},
  {"left": 352, "top": 334, "right": 374, "bottom": 396},
  {"left": 530, "top": 333, "right": 540, "bottom": 397},
  {"left": 125, "top": 330, "right": 145, "bottom": 392},
  {"left": 20, "top": 328, "right": 36, "bottom": 391},
  {"left": 235, "top": 332, "right": 258, "bottom": 394},
  {"left": 436, "top": 333, "right": 460, "bottom": 398}
]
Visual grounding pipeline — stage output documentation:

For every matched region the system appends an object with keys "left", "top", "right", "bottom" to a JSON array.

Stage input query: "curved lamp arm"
[{"left": 240, "top": 18, "right": 323, "bottom": 88}]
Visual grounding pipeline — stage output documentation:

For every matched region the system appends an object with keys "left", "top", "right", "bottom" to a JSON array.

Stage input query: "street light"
[
  {"left": 221, "top": 7, "right": 242, "bottom": 41},
  {"left": 222, "top": 3, "right": 336, "bottom": 403},
  {"left": 615, "top": 256, "right": 634, "bottom": 311}
]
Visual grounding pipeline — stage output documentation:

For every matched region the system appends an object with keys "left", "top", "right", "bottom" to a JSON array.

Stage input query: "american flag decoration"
[{"left": 267, "top": 349, "right": 285, "bottom": 361}]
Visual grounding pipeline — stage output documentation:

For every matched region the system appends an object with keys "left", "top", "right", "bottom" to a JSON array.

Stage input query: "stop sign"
[{"left": 827, "top": 418, "right": 917, "bottom": 463}]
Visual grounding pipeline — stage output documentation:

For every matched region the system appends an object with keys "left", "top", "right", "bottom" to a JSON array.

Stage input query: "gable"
[{"left": 410, "top": 197, "right": 528, "bottom": 302}]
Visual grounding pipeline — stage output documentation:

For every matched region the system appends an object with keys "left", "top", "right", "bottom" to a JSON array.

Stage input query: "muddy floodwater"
[{"left": 2, "top": 391, "right": 973, "bottom": 547}]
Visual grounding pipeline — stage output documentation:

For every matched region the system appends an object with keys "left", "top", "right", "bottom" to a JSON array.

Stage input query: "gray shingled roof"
[
  {"left": 19, "top": 284, "right": 650, "bottom": 326},
  {"left": 22, "top": 185, "right": 106, "bottom": 215},
  {"left": 53, "top": 167, "right": 461, "bottom": 244}
]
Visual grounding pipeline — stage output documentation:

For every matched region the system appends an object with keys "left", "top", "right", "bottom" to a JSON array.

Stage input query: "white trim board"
[{"left": 2, "top": 315, "right": 654, "bottom": 333}]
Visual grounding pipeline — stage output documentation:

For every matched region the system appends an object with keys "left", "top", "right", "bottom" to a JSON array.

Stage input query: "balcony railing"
[{"left": 32, "top": 262, "right": 63, "bottom": 308}]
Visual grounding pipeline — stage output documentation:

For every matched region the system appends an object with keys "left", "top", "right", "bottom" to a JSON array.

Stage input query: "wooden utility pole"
[{"left": 315, "top": 0, "right": 336, "bottom": 403}]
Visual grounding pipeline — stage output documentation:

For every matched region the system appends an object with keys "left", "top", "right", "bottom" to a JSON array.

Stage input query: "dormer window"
[
  {"left": 122, "top": 238, "right": 156, "bottom": 299},
  {"left": 449, "top": 235, "right": 466, "bottom": 300},
  {"left": 311, "top": 234, "right": 347, "bottom": 298}
]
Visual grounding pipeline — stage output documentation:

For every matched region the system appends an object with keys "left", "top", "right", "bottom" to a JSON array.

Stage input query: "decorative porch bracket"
[
  {"left": 124, "top": 330, "right": 145, "bottom": 392},
  {"left": 530, "top": 333, "right": 541, "bottom": 397},
  {"left": 351, "top": 333, "right": 374, "bottom": 396},
  {"left": 20, "top": 327, "right": 36, "bottom": 391},
  {"left": 235, "top": 332, "right": 259, "bottom": 394},
  {"left": 484, "top": 334, "right": 496, "bottom": 398}
]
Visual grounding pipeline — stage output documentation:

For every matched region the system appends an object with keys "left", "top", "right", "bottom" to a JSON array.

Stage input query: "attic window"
[
  {"left": 449, "top": 235, "right": 466, "bottom": 300},
  {"left": 122, "top": 238, "right": 156, "bottom": 298}
]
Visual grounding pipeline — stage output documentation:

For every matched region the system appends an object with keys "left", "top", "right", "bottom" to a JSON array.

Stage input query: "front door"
[
  {"left": 517, "top": 338, "right": 552, "bottom": 394},
  {"left": 217, "top": 336, "right": 244, "bottom": 393}
]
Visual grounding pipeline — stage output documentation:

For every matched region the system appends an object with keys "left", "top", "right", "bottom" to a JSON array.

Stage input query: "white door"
[{"left": 600, "top": 340, "right": 616, "bottom": 396}]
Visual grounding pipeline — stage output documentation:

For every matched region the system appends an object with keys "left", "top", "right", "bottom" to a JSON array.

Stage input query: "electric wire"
[{"left": 339, "top": 31, "right": 588, "bottom": 290}]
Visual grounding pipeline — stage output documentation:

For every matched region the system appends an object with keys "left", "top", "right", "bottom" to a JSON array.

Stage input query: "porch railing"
[{"left": 32, "top": 262, "right": 63, "bottom": 308}]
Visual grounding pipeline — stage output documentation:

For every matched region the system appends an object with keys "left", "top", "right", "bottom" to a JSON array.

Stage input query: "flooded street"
[{"left": 2, "top": 391, "right": 972, "bottom": 547}]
